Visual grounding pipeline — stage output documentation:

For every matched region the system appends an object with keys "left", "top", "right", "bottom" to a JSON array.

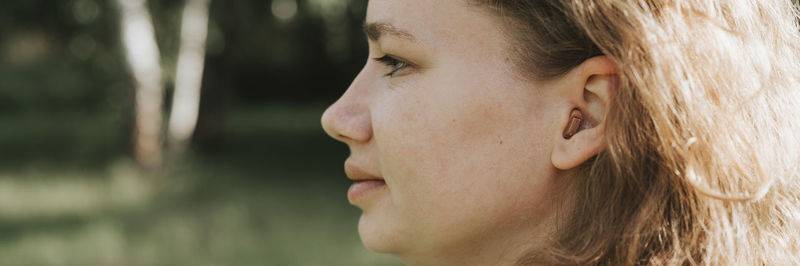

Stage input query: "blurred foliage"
[
  {"left": 0, "top": 0, "right": 396, "bottom": 264},
  {"left": 0, "top": 0, "right": 370, "bottom": 164},
  {"left": 0, "top": 107, "right": 401, "bottom": 264},
  {"left": 0, "top": 0, "right": 126, "bottom": 113}
]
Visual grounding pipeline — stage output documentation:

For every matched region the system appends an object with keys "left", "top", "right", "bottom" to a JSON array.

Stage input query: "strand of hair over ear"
[
  {"left": 683, "top": 167, "right": 776, "bottom": 202},
  {"left": 679, "top": 137, "right": 776, "bottom": 202}
]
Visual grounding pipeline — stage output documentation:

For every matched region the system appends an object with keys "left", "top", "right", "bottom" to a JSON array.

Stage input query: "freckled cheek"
[
  {"left": 374, "top": 100, "right": 449, "bottom": 192},
  {"left": 371, "top": 109, "right": 447, "bottom": 215},
  {"left": 374, "top": 93, "right": 495, "bottom": 211}
]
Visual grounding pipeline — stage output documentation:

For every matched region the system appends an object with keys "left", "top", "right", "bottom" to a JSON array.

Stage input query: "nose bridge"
[{"left": 321, "top": 68, "right": 374, "bottom": 143}]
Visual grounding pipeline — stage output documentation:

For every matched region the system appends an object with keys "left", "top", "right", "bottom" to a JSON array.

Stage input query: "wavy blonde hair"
[{"left": 474, "top": 0, "right": 800, "bottom": 264}]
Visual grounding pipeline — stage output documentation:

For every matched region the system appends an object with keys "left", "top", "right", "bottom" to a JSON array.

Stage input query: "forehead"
[{"left": 365, "top": 0, "right": 502, "bottom": 50}]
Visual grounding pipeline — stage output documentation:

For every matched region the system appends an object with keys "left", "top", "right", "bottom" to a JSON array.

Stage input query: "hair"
[{"left": 472, "top": 0, "right": 800, "bottom": 265}]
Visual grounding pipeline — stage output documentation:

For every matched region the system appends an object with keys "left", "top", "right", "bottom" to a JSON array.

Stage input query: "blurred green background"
[{"left": 0, "top": 0, "right": 402, "bottom": 265}]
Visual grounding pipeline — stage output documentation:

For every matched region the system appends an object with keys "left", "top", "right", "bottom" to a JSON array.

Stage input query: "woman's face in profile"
[{"left": 322, "top": 0, "right": 567, "bottom": 263}]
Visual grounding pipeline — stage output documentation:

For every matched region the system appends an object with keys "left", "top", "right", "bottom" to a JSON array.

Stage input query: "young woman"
[{"left": 321, "top": 0, "right": 800, "bottom": 265}]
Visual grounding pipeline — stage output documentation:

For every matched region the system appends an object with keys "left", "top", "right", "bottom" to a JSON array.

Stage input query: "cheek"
[{"left": 372, "top": 72, "right": 557, "bottom": 246}]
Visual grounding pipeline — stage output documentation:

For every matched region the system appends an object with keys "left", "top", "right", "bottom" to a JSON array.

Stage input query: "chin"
[
  {"left": 357, "top": 212, "right": 438, "bottom": 266},
  {"left": 357, "top": 210, "right": 405, "bottom": 254}
]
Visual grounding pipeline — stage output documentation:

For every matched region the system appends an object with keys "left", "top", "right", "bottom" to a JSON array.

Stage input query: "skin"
[{"left": 321, "top": 0, "right": 616, "bottom": 265}]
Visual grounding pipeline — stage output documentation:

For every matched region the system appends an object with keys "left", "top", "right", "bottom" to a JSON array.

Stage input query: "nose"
[{"left": 321, "top": 71, "right": 373, "bottom": 144}]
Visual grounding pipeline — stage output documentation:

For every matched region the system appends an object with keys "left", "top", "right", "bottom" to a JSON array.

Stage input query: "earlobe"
[{"left": 552, "top": 122, "right": 606, "bottom": 170}]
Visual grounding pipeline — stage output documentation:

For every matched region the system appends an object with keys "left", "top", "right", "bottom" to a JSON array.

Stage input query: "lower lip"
[{"left": 347, "top": 180, "right": 386, "bottom": 204}]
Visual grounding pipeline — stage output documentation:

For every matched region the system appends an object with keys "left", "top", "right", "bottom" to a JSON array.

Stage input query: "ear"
[{"left": 551, "top": 56, "right": 618, "bottom": 170}]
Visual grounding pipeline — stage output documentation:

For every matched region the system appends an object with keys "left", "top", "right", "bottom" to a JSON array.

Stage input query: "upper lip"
[{"left": 344, "top": 161, "right": 384, "bottom": 181}]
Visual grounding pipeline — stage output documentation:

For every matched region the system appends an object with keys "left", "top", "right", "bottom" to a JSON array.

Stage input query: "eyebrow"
[{"left": 363, "top": 22, "right": 416, "bottom": 41}]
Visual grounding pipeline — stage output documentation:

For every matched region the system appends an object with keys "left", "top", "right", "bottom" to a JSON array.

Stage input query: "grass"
[{"left": 0, "top": 104, "right": 402, "bottom": 266}]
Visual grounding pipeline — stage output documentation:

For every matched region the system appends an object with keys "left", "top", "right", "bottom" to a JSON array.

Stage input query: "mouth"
[
  {"left": 347, "top": 179, "right": 387, "bottom": 204},
  {"left": 344, "top": 162, "right": 387, "bottom": 204}
]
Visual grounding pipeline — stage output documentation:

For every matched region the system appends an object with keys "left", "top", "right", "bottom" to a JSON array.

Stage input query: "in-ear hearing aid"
[{"left": 562, "top": 109, "right": 583, "bottom": 139}]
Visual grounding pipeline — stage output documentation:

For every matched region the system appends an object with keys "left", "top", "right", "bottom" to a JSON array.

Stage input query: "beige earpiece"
[{"left": 562, "top": 109, "right": 583, "bottom": 139}]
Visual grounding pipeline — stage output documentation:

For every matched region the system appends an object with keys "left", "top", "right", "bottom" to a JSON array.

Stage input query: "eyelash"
[{"left": 374, "top": 55, "right": 409, "bottom": 77}]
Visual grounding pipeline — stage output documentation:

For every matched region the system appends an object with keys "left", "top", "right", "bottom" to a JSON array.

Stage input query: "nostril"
[
  {"left": 338, "top": 114, "right": 372, "bottom": 143},
  {"left": 321, "top": 103, "right": 373, "bottom": 144}
]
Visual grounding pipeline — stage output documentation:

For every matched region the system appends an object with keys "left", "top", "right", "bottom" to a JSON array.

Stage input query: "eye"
[{"left": 374, "top": 55, "right": 409, "bottom": 77}]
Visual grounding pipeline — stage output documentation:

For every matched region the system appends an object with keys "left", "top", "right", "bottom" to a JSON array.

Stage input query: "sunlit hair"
[{"left": 474, "top": 0, "right": 800, "bottom": 264}]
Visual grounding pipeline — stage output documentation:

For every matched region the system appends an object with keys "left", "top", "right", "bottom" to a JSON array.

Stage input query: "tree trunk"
[
  {"left": 167, "top": 0, "right": 210, "bottom": 154},
  {"left": 116, "top": 0, "right": 164, "bottom": 168}
]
